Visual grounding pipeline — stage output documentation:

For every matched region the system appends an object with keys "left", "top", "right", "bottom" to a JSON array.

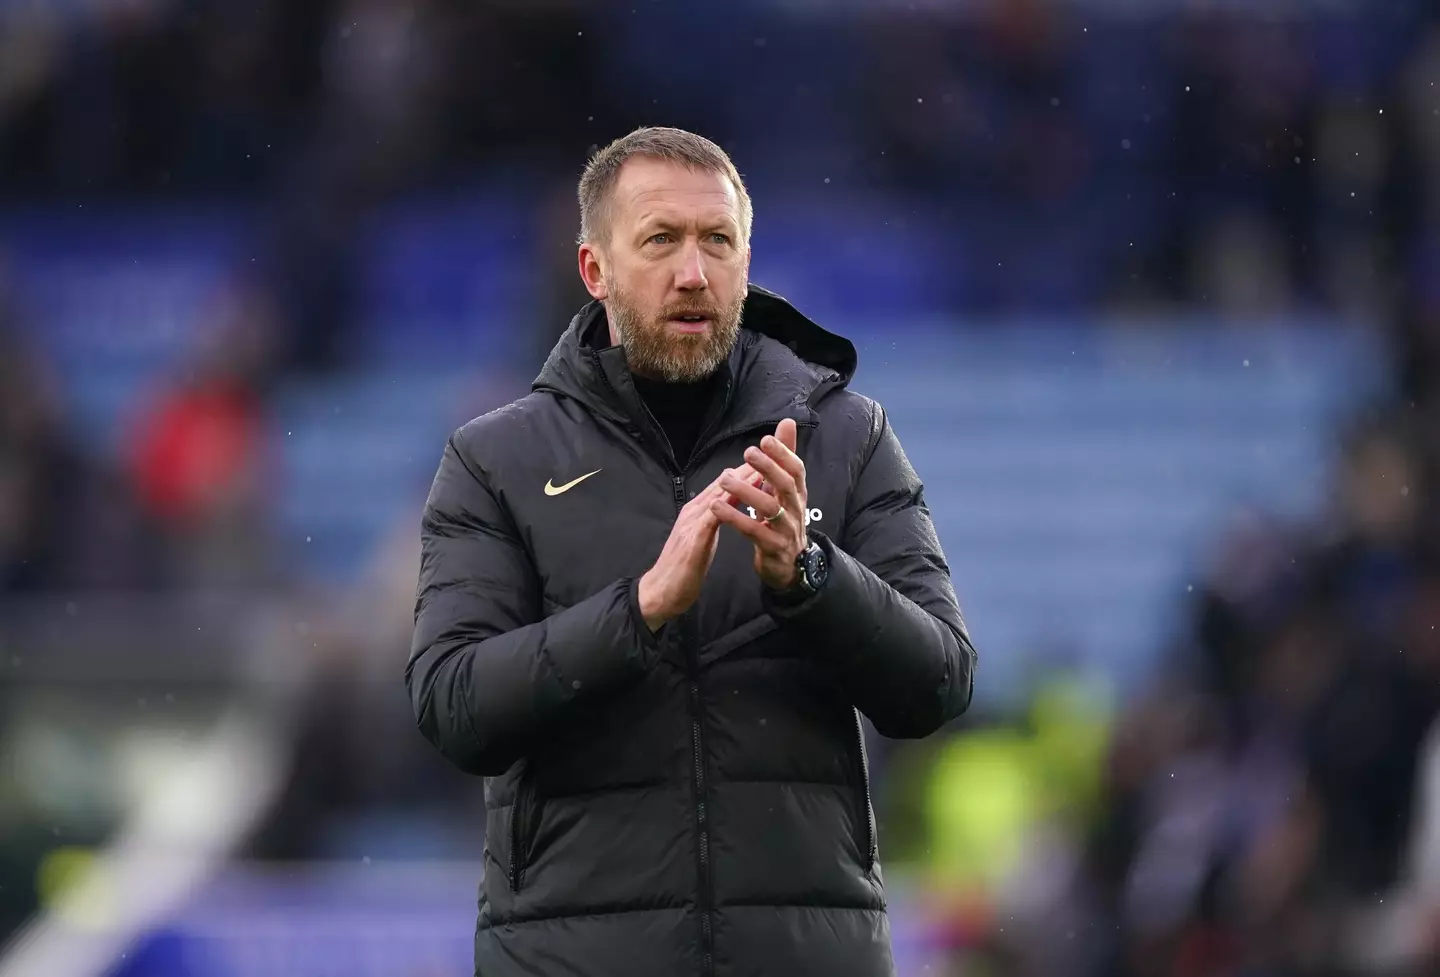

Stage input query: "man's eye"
[
  {"left": 710, "top": 233, "right": 731, "bottom": 245},
  {"left": 649, "top": 233, "right": 671, "bottom": 245}
]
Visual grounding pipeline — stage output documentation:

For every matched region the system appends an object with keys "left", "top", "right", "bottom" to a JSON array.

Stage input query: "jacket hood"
[
  {"left": 533, "top": 284, "right": 857, "bottom": 429},
  {"left": 732, "top": 283, "right": 857, "bottom": 381}
]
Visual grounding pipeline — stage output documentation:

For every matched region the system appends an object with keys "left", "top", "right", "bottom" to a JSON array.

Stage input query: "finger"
[
  {"left": 701, "top": 466, "right": 737, "bottom": 494},
  {"left": 775, "top": 418, "right": 798, "bottom": 453},
  {"left": 697, "top": 465, "right": 758, "bottom": 508},
  {"left": 719, "top": 472, "right": 784, "bottom": 517},
  {"left": 743, "top": 445, "right": 800, "bottom": 513},
  {"left": 711, "top": 499, "right": 788, "bottom": 549},
  {"left": 708, "top": 463, "right": 758, "bottom": 493},
  {"left": 759, "top": 433, "right": 805, "bottom": 485},
  {"left": 716, "top": 465, "right": 765, "bottom": 507},
  {"left": 759, "top": 434, "right": 806, "bottom": 507}
]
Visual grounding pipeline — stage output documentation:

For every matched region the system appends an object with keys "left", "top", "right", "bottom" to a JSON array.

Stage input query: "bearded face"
[
  {"left": 578, "top": 157, "right": 752, "bottom": 384},
  {"left": 604, "top": 273, "right": 745, "bottom": 383}
]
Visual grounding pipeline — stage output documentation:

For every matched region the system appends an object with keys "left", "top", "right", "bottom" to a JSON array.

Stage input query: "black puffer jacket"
[{"left": 408, "top": 286, "right": 977, "bottom": 977}]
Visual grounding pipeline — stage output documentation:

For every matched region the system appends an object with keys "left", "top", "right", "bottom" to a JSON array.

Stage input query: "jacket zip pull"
[
  {"left": 853, "top": 709, "right": 878, "bottom": 872},
  {"left": 690, "top": 680, "right": 715, "bottom": 975},
  {"left": 508, "top": 767, "right": 530, "bottom": 891},
  {"left": 686, "top": 613, "right": 715, "bottom": 974}
]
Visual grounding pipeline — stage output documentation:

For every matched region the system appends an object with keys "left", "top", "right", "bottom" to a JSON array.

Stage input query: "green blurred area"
[{"left": 883, "top": 673, "right": 1111, "bottom": 897}]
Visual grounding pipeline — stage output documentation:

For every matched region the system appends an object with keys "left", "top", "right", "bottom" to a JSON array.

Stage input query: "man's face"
[{"left": 579, "top": 157, "right": 750, "bottom": 383}]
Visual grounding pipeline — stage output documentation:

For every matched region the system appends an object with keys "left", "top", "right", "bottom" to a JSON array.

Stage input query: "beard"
[{"left": 606, "top": 278, "right": 745, "bottom": 384}]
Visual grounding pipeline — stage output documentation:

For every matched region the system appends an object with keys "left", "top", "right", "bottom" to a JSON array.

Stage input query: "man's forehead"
[{"left": 614, "top": 158, "right": 740, "bottom": 217}]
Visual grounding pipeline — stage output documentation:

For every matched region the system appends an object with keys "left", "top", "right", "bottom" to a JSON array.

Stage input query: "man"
[{"left": 408, "top": 126, "right": 977, "bottom": 977}]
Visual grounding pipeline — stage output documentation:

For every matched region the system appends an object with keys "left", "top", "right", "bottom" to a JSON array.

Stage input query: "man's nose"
[{"left": 673, "top": 240, "right": 709, "bottom": 291}]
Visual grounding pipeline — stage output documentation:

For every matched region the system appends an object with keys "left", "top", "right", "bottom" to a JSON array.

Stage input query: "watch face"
[{"left": 806, "top": 546, "right": 828, "bottom": 588}]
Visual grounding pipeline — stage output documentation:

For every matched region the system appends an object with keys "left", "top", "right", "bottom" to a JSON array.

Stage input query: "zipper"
[
  {"left": 668, "top": 471, "right": 716, "bottom": 977},
  {"left": 690, "top": 680, "right": 714, "bottom": 977},
  {"left": 507, "top": 763, "right": 533, "bottom": 891},
  {"left": 852, "top": 708, "right": 878, "bottom": 872},
  {"left": 642, "top": 375, "right": 811, "bottom": 977}
]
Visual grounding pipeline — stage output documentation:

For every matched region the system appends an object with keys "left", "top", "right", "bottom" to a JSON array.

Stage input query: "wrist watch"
[{"left": 772, "top": 538, "right": 829, "bottom": 604}]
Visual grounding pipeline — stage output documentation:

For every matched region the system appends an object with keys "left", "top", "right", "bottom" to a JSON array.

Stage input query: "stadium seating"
[{"left": 849, "top": 322, "right": 1383, "bottom": 702}]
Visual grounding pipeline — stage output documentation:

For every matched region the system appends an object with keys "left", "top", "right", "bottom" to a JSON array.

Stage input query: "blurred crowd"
[
  {"left": 3, "top": 2, "right": 1440, "bottom": 976},
  {"left": 910, "top": 417, "right": 1440, "bottom": 976},
  {"left": 0, "top": 277, "right": 281, "bottom": 594},
  {"left": 4, "top": 0, "right": 1440, "bottom": 320}
]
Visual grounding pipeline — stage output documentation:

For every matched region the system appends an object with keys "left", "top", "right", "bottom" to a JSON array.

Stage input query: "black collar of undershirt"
[{"left": 631, "top": 370, "right": 727, "bottom": 467}]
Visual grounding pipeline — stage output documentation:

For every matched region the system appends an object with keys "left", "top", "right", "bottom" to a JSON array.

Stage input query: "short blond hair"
[{"left": 577, "top": 126, "right": 753, "bottom": 247}]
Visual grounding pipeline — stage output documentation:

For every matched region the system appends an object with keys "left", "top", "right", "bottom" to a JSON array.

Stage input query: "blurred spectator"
[
  {"left": 126, "top": 280, "right": 280, "bottom": 588},
  {"left": 0, "top": 276, "right": 159, "bottom": 592},
  {"left": 243, "top": 515, "right": 481, "bottom": 862}
]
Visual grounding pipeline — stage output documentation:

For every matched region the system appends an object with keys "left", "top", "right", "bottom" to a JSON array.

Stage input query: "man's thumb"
[{"left": 776, "top": 417, "right": 798, "bottom": 452}]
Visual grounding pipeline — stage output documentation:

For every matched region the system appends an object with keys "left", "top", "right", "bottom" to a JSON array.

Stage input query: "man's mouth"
[{"left": 667, "top": 314, "right": 712, "bottom": 333}]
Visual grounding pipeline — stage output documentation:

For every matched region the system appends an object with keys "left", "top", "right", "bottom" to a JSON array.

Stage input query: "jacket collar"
[{"left": 533, "top": 285, "right": 856, "bottom": 452}]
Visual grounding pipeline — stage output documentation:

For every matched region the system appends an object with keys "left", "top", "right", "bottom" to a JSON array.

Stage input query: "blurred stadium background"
[{"left": 1, "top": 0, "right": 1438, "bottom": 975}]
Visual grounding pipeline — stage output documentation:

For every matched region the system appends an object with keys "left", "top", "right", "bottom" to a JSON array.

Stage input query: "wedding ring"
[{"left": 765, "top": 506, "right": 786, "bottom": 525}]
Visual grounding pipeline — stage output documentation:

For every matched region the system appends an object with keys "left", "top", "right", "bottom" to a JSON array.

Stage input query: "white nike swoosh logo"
[{"left": 544, "top": 469, "right": 602, "bottom": 496}]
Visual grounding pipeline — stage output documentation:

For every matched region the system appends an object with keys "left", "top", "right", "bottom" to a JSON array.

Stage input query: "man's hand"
[
  {"left": 638, "top": 463, "right": 763, "bottom": 633},
  {"left": 712, "top": 418, "right": 808, "bottom": 591}
]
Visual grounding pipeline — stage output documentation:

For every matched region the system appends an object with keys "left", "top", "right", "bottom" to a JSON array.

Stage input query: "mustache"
[{"left": 658, "top": 305, "right": 720, "bottom": 320}]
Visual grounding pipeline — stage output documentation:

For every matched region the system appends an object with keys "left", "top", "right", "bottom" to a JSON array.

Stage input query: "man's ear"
[{"left": 578, "top": 242, "right": 608, "bottom": 300}]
